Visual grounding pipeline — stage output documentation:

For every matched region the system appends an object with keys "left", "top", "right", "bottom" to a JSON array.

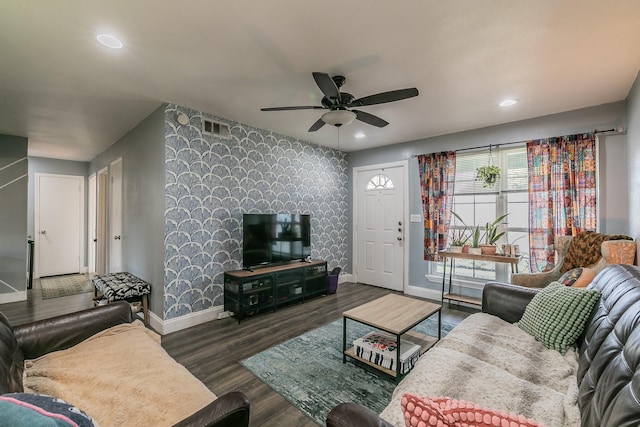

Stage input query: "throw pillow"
[
  {"left": 0, "top": 393, "right": 96, "bottom": 427},
  {"left": 400, "top": 393, "right": 542, "bottom": 427},
  {"left": 558, "top": 267, "right": 597, "bottom": 288},
  {"left": 518, "top": 282, "right": 600, "bottom": 354}
]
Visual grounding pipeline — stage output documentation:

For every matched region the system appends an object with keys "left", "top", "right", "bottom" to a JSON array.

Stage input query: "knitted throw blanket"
[{"left": 561, "top": 231, "right": 633, "bottom": 273}]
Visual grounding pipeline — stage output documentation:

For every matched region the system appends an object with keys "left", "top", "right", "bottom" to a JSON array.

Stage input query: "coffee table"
[{"left": 342, "top": 293, "right": 441, "bottom": 379}]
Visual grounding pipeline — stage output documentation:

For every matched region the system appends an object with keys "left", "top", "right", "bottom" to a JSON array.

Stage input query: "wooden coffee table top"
[{"left": 343, "top": 293, "right": 441, "bottom": 335}]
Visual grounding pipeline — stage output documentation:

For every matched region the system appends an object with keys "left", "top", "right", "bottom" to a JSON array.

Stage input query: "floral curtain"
[
  {"left": 527, "top": 133, "right": 596, "bottom": 272},
  {"left": 417, "top": 151, "right": 456, "bottom": 261}
]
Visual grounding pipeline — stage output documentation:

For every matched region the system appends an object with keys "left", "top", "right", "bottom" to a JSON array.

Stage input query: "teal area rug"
[{"left": 241, "top": 317, "right": 456, "bottom": 425}]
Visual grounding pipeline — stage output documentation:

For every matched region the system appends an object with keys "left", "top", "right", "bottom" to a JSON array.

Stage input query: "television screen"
[{"left": 243, "top": 214, "right": 311, "bottom": 269}]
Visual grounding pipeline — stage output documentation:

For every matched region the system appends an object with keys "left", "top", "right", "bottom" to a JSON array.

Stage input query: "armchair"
[{"left": 511, "top": 232, "right": 635, "bottom": 288}]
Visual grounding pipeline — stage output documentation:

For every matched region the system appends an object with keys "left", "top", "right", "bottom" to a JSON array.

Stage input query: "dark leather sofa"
[
  {"left": 327, "top": 263, "right": 640, "bottom": 427},
  {"left": 0, "top": 301, "right": 250, "bottom": 427}
]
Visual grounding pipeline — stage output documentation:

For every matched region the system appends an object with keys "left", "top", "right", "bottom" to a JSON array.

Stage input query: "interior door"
[
  {"left": 96, "top": 168, "right": 108, "bottom": 275},
  {"left": 355, "top": 165, "right": 405, "bottom": 290},
  {"left": 109, "top": 159, "right": 123, "bottom": 273},
  {"left": 36, "top": 174, "right": 82, "bottom": 277}
]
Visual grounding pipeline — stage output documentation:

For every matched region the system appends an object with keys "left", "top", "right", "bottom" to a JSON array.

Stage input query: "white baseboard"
[
  {"left": 339, "top": 273, "right": 352, "bottom": 284},
  {"left": 150, "top": 305, "right": 225, "bottom": 335},
  {"left": 0, "top": 291, "right": 27, "bottom": 304},
  {"left": 404, "top": 285, "right": 441, "bottom": 301}
]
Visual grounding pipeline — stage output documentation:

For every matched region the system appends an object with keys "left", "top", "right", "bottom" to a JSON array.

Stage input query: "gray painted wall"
[
  {"left": 0, "top": 135, "right": 28, "bottom": 294},
  {"left": 27, "top": 157, "right": 89, "bottom": 266},
  {"left": 627, "top": 71, "right": 640, "bottom": 253},
  {"left": 598, "top": 134, "right": 628, "bottom": 235},
  {"left": 347, "top": 101, "right": 628, "bottom": 289},
  {"left": 89, "top": 105, "right": 166, "bottom": 316}
]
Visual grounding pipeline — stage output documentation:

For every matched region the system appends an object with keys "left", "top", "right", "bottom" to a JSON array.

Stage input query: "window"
[
  {"left": 366, "top": 174, "right": 394, "bottom": 190},
  {"left": 432, "top": 146, "right": 530, "bottom": 282}
]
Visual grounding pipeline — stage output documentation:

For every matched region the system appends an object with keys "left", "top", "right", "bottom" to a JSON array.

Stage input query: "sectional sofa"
[{"left": 327, "top": 264, "right": 640, "bottom": 427}]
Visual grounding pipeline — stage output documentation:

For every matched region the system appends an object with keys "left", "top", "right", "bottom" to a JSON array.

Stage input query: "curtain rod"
[{"left": 410, "top": 128, "right": 620, "bottom": 158}]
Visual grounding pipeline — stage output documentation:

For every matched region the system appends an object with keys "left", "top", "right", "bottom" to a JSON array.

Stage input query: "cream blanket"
[
  {"left": 379, "top": 313, "right": 581, "bottom": 427},
  {"left": 24, "top": 321, "right": 216, "bottom": 427}
]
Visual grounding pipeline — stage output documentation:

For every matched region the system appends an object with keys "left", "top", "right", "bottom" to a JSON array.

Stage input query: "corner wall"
[
  {"left": 89, "top": 105, "right": 166, "bottom": 317},
  {"left": 0, "top": 135, "right": 28, "bottom": 302},
  {"left": 163, "top": 105, "right": 348, "bottom": 320},
  {"left": 627, "top": 71, "right": 640, "bottom": 256}
]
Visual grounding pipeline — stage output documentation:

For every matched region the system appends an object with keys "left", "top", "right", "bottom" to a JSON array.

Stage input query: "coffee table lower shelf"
[{"left": 344, "top": 331, "right": 438, "bottom": 378}]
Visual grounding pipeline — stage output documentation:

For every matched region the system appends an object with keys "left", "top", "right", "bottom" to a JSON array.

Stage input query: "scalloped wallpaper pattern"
[{"left": 163, "top": 104, "right": 348, "bottom": 319}]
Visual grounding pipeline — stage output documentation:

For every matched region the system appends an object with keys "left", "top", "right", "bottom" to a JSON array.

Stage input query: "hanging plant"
[{"left": 475, "top": 165, "right": 501, "bottom": 188}]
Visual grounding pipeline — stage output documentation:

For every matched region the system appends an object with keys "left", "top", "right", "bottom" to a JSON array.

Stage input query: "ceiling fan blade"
[
  {"left": 351, "top": 88, "right": 419, "bottom": 107},
  {"left": 308, "top": 118, "right": 326, "bottom": 132},
  {"left": 353, "top": 110, "right": 389, "bottom": 128},
  {"left": 261, "top": 106, "right": 324, "bottom": 111},
  {"left": 312, "top": 72, "right": 341, "bottom": 103}
]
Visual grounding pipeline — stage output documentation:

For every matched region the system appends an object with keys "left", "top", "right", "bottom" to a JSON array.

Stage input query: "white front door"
[
  {"left": 354, "top": 164, "right": 406, "bottom": 291},
  {"left": 108, "top": 159, "right": 123, "bottom": 273},
  {"left": 36, "top": 174, "right": 83, "bottom": 277}
]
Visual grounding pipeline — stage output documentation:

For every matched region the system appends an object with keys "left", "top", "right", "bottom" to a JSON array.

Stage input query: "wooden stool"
[{"left": 92, "top": 272, "right": 151, "bottom": 326}]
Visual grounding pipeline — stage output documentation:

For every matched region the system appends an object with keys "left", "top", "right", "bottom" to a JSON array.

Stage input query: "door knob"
[
  {"left": 397, "top": 236, "right": 402, "bottom": 241},
  {"left": 398, "top": 227, "right": 402, "bottom": 232},
  {"left": 40, "top": 230, "right": 46, "bottom": 235},
  {"left": 114, "top": 235, "right": 121, "bottom": 240}
]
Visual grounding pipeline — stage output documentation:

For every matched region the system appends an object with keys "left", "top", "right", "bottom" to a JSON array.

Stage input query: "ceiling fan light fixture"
[{"left": 321, "top": 110, "right": 356, "bottom": 127}]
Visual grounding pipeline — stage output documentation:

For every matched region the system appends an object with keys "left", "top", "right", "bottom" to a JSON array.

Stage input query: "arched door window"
[{"left": 366, "top": 174, "right": 394, "bottom": 190}]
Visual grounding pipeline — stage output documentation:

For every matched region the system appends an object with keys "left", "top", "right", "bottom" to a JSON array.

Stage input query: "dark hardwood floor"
[{"left": 0, "top": 279, "right": 475, "bottom": 426}]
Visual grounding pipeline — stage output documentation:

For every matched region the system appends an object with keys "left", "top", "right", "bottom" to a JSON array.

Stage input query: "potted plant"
[
  {"left": 449, "top": 227, "right": 469, "bottom": 253},
  {"left": 475, "top": 165, "right": 502, "bottom": 188},
  {"left": 468, "top": 226, "right": 482, "bottom": 255},
  {"left": 481, "top": 213, "right": 510, "bottom": 255},
  {"left": 450, "top": 211, "right": 470, "bottom": 253}
]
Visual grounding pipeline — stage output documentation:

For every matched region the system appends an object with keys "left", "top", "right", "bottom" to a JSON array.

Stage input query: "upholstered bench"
[{"left": 92, "top": 272, "right": 151, "bottom": 325}]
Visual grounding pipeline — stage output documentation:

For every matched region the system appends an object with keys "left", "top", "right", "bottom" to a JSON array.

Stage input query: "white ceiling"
[{"left": 1, "top": 1, "right": 639, "bottom": 161}]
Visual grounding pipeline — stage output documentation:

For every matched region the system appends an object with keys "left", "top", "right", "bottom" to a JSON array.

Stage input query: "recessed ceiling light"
[
  {"left": 355, "top": 132, "right": 365, "bottom": 139},
  {"left": 499, "top": 99, "right": 518, "bottom": 107},
  {"left": 96, "top": 34, "right": 123, "bottom": 49}
]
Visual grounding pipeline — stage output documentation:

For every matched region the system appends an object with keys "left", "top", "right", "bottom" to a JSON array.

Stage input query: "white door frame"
[
  {"left": 352, "top": 160, "right": 409, "bottom": 291},
  {"left": 96, "top": 167, "right": 108, "bottom": 275},
  {"left": 34, "top": 173, "right": 85, "bottom": 278},
  {"left": 88, "top": 173, "right": 97, "bottom": 274}
]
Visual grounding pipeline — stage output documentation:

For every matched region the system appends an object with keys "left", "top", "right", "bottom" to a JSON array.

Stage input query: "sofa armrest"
[
  {"left": 13, "top": 301, "right": 133, "bottom": 360},
  {"left": 326, "top": 402, "right": 393, "bottom": 427},
  {"left": 172, "top": 391, "right": 250, "bottom": 427},
  {"left": 482, "top": 282, "right": 539, "bottom": 324}
]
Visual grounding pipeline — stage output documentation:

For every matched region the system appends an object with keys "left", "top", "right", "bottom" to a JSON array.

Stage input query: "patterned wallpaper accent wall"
[{"left": 163, "top": 104, "right": 348, "bottom": 319}]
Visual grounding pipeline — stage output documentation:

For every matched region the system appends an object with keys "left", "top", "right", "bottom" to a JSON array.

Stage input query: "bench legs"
[{"left": 142, "top": 294, "right": 149, "bottom": 326}]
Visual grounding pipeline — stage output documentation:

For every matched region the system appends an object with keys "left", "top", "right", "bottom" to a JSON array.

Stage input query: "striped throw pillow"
[{"left": 518, "top": 282, "right": 600, "bottom": 354}]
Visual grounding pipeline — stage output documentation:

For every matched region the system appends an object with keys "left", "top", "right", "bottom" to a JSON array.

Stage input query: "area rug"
[
  {"left": 40, "top": 274, "right": 93, "bottom": 299},
  {"left": 240, "top": 317, "right": 456, "bottom": 425}
]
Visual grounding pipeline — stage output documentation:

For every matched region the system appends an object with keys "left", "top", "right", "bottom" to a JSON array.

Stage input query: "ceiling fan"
[{"left": 261, "top": 72, "right": 419, "bottom": 132}]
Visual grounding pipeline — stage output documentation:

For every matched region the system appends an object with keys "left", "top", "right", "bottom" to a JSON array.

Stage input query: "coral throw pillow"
[
  {"left": 401, "top": 393, "right": 542, "bottom": 427},
  {"left": 558, "top": 267, "right": 597, "bottom": 288}
]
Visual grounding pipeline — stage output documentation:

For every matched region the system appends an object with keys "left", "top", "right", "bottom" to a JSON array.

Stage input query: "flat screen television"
[{"left": 243, "top": 213, "right": 311, "bottom": 269}]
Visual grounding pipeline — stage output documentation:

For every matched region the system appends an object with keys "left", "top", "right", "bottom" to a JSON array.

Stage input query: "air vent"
[{"left": 202, "top": 119, "right": 230, "bottom": 139}]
